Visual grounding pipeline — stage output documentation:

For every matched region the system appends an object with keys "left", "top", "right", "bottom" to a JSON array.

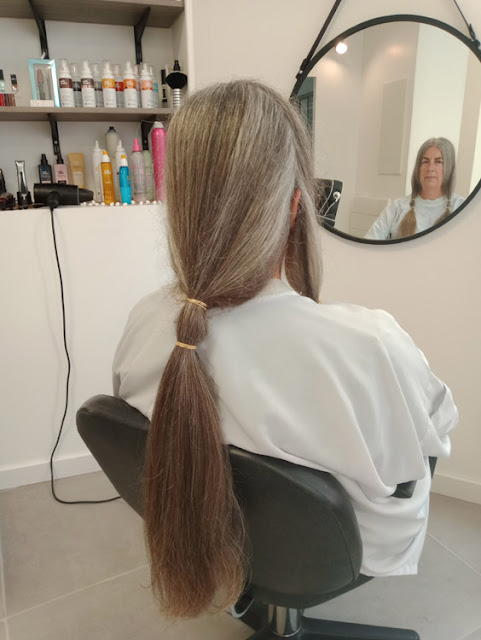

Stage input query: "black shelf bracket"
[
  {"left": 28, "top": 0, "right": 49, "bottom": 59},
  {"left": 134, "top": 7, "right": 151, "bottom": 65},
  {"left": 141, "top": 118, "right": 156, "bottom": 150},
  {"left": 48, "top": 114, "right": 61, "bottom": 159}
]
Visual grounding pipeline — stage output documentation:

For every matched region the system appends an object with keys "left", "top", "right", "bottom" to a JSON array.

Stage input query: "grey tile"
[
  {"left": 460, "top": 627, "right": 481, "bottom": 640},
  {"left": 0, "top": 471, "right": 147, "bottom": 615},
  {"left": 0, "top": 620, "right": 6, "bottom": 640},
  {"left": 304, "top": 536, "right": 481, "bottom": 640},
  {"left": 428, "top": 493, "right": 481, "bottom": 574},
  {"left": 8, "top": 566, "right": 251, "bottom": 640}
]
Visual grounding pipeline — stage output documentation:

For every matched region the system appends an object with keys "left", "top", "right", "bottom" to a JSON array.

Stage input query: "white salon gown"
[{"left": 113, "top": 278, "right": 457, "bottom": 577}]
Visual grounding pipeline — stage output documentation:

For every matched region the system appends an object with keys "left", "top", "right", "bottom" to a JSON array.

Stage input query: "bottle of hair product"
[
  {"left": 160, "top": 68, "right": 169, "bottom": 107},
  {"left": 58, "top": 59, "right": 75, "bottom": 107},
  {"left": 69, "top": 62, "right": 82, "bottom": 107},
  {"left": 134, "top": 64, "right": 141, "bottom": 107},
  {"left": 113, "top": 63, "right": 124, "bottom": 108},
  {"left": 100, "top": 150, "right": 115, "bottom": 204},
  {"left": 38, "top": 154, "right": 53, "bottom": 183},
  {"left": 91, "top": 63, "right": 104, "bottom": 107},
  {"left": 143, "top": 149, "right": 155, "bottom": 201},
  {"left": 140, "top": 63, "right": 154, "bottom": 108},
  {"left": 130, "top": 138, "right": 146, "bottom": 202},
  {"left": 53, "top": 154, "right": 68, "bottom": 184},
  {"left": 102, "top": 60, "right": 116, "bottom": 108},
  {"left": 80, "top": 60, "right": 96, "bottom": 108},
  {"left": 123, "top": 61, "right": 137, "bottom": 109},
  {"left": 151, "top": 121, "right": 166, "bottom": 201},
  {"left": 119, "top": 154, "right": 132, "bottom": 204},
  {"left": 150, "top": 65, "right": 160, "bottom": 108},
  {"left": 0, "top": 70, "right": 5, "bottom": 94},
  {"left": 105, "top": 126, "right": 120, "bottom": 169},
  {"left": 92, "top": 140, "right": 104, "bottom": 202},
  {"left": 114, "top": 140, "right": 125, "bottom": 203}
]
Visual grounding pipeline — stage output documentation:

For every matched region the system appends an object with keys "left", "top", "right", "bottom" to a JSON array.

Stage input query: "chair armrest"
[{"left": 390, "top": 456, "right": 438, "bottom": 499}]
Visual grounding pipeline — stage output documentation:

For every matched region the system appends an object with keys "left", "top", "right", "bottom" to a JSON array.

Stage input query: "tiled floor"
[{"left": 1, "top": 472, "right": 480, "bottom": 640}]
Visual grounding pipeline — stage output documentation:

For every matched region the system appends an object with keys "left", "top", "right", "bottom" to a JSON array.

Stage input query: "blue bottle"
[{"left": 119, "top": 154, "right": 132, "bottom": 204}]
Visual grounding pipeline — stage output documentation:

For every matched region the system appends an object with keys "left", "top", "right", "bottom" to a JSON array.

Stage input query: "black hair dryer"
[{"left": 34, "top": 183, "right": 93, "bottom": 208}]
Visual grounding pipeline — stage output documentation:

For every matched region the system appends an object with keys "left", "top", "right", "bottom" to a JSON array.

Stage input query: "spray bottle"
[
  {"left": 58, "top": 59, "right": 75, "bottom": 107},
  {"left": 102, "top": 60, "right": 116, "bottom": 108},
  {"left": 92, "top": 140, "right": 104, "bottom": 202},
  {"left": 115, "top": 140, "right": 126, "bottom": 203},
  {"left": 80, "top": 60, "right": 96, "bottom": 108},
  {"left": 100, "top": 150, "right": 115, "bottom": 205},
  {"left": 151, "top": 121, "right": 166, "bottom": 201},
  {"left": 123, "top": 61, "right": 137, "bottom": 109},
  {"left": 119, "top": 154, "right": 132, "bottom": 204},
  {"left": 92, "top": 63, "right": 104, "bottom": 107},
  {"left": 131, "top": 138, "right": 146, "bottom": 203},
  {"left": 69, "top": 62, "right": 82, "bottom": 107}
]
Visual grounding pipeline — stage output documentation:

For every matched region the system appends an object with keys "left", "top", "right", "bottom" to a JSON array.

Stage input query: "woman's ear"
[{"left": 290, "top": 188, "right": 301, "bottom": 230}]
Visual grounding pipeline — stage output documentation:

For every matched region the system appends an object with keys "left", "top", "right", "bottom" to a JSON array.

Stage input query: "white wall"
[{"left": 189, "top": 0, "right": 481, "bottom": 503}]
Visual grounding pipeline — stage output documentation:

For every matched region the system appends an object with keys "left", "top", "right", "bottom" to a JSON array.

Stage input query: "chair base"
[{"left": 245, "top": 613, "right": 420, "bottom": 640}]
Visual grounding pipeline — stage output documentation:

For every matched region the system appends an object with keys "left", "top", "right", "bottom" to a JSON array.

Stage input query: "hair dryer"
[{"left": 34, "top": 183, "right": 93, "bottom": 208}]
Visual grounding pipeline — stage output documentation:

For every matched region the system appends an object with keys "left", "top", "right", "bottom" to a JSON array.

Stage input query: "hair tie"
[
  {"left": 176, "top": 341, "right": 197, "bottom": 350},
  {"left": 186, "top": 298, "right": 207, "bottom": 310}
]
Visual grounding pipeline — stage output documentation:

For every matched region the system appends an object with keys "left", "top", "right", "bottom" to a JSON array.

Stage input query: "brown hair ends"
[{"left": 144, "top": 79, "right": 322, "bottom": 617}]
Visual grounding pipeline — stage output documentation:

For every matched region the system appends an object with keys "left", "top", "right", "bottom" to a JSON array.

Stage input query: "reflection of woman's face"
[{"left": 419, "top": 146, "right": 444, "bottom": 198}]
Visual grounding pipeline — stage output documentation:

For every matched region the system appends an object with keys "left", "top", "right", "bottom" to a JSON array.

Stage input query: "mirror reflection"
[{"left": 298, "top": 21, "right": 481, "bottom": 241}]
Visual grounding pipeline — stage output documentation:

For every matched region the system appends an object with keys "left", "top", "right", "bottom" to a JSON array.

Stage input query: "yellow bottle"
[{"left": 100, "top": 150, "right": 115, "bottom": 204}]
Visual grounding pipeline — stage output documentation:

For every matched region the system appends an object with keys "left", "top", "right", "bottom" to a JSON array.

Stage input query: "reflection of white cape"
[
  {"left": 365, "top": 194, "right": 465, "bottom": 240},
  {"left": 113, "top": 279, "right": 457, "bottom": 578}
]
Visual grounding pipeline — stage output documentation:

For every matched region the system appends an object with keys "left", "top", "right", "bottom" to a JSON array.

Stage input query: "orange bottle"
[{"left": 100, "top": 150, "right": 115, "bottom": 204}]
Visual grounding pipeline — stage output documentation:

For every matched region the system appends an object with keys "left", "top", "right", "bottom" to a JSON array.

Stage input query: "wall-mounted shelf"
[
  {"left": 0, "top": 107, "right": 174, "bottom": 122},
  {"left": 0, "top": 0, "right": 184, "bottom": 28}
]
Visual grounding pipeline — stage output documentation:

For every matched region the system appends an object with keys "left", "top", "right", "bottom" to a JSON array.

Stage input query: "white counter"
[{"left": 0, "top": 203, "right": 173, "bottom": 489}]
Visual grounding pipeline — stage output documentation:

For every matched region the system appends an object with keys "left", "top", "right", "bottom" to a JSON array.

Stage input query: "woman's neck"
[{"left": 419, "top": 188, "right": 443, "bottom": 201}]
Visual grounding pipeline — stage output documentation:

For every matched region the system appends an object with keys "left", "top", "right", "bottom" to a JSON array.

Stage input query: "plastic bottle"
[
  {"left": 130, "top": 138, "right": 146, "bottom": 202},
  {"left": 119, "top": 154, "right": 132, "bottom": 204},
  {"left": 102, "top": 60, "right": 116, "bottom": 108},
  {"left": 134, "top": 64, "right": 141, "bottom": 107},
  {"left": 38, "top": 153, "right": 53, "bottom": 183},
  {"left": 91, "top": 63, "right": 104, "bottom": 107},
  {"left": 113, "top": 63, "right": 124, "bottom": 108},
  {"left": 100, "top": 150, "right": 115, "bottom": 204},
  {"left": 69, "top": 62, "right": 82, "bottom": 107},
  {"left": 114, "top": 140, "right": 126, "bottom": 202},
  {"left": 140, "top": 63, "right": 154, "bottom": 108},
  {"left": 123, "top": 61, "right": 137, "bottom": 109},
  {"left": 58, "top": 59, "right": 75, "bottom": 107},
  {"left": 150, "top": 65, "right": 160, "bottom": 108},
  {"left": 54, "top": 154, "right": 68, "bottom": 184},
  {"left": 92, "top": 140, "right": 104, "bottom": 202},
  {"left": 105, "top": 126, "right": 120, "bottom": 168},
  {"left": 80, "top": 60, "right": 96, "bottom": 108},
  {"left": 143, "top": 148, "right": 155, "bottom": 201},
  {"left": 151, "top": 121, "right": 166, "bottom": 201}
]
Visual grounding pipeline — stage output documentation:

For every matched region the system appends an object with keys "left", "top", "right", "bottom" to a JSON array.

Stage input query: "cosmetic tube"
[
  {"left": 38, "top": 154, "right": 53, "bottom": 183},
  {"left": 68, "top": 153, "right": 85, "bottom": 188},
  {"left": 119, "top": 154, "right": 132, "bottom": 204},
  {"left": 54, "top": 154, "right": 68, "bottom": 184},
  {"left": 92, "top": 141, "right": 104, "bottom": 202},
  {"left": 15, "top": 160, "right": 32, "bottom": 205},
  {"left": 100, "top": 151, "right": 115, "bottom": 204},
  {"left": 131, "top": 138, "right": 146, "bottom": 202},
  {"left": 151, "top": 121, "right": 166, "bottom": 201}
]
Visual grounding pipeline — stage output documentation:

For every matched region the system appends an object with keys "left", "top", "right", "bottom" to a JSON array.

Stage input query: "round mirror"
[{"left": 294, "top": 16, "right": 481, "bottom": 243}]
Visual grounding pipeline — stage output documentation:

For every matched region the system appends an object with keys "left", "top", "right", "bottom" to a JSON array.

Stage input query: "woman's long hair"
[
  {"left": 399, "top": 137, "right": 456, "bottom": 238},
  {"left": 144, "top": 80, "right": 322, "bottom": 618}
]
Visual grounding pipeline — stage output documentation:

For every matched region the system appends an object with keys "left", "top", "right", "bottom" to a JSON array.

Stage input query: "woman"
[
  {"left": 365, "top": 137, "right": 465, "bottom": 240},
  {"left": 113, "top": 81, "right": 457, "bottom": 618}
]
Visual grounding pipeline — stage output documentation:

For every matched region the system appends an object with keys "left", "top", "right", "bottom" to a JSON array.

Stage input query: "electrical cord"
[{"left": 47, "top": 195, "right": 120, "bottom": 504}]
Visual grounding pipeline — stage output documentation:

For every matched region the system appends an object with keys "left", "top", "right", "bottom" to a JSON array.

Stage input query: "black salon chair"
[{"left": 77, "top": 395, "right": 420, "bottom": 640}]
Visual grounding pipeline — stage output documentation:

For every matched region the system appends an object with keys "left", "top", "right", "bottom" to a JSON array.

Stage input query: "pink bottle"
[{"left": 151, "top": 121, "right": 166, "bottom": 201}]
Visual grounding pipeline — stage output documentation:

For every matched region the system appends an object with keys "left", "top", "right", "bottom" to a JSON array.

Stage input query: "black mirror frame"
[{"left": 292, "top": 14, "right": 481, "bottom": 245}]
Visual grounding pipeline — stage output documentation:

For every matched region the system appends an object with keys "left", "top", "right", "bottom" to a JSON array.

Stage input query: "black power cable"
[{"left": 47, "top": 194, "right": 120, "bottom": 504}]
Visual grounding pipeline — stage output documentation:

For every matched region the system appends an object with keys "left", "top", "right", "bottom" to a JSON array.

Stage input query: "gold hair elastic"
[
  {"left": 176, "top": 341, "right": 197, "bottom": 350},
  {"left": 186, "top": 298, "right": 207, "bottom": 310}
]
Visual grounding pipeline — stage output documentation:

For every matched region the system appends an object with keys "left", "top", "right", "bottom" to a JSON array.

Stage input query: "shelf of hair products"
[{"left": 0, "top": 60, "right": 189, "bottom": 210}]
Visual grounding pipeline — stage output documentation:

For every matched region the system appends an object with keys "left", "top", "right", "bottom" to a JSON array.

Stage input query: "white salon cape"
[
  {"left": 113, "top": 279, "right": 457, "bottom": 577},
  {"left": 365, "top": 193, "right": 465, "bottom": 240}
]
